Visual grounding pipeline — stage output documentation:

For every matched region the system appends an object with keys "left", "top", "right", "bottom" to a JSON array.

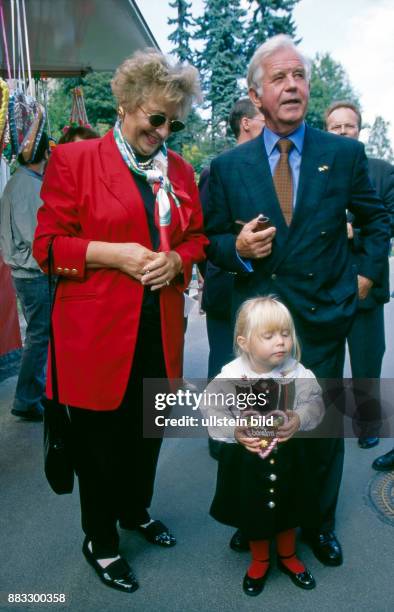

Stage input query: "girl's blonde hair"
[
  {"left": 111, "top": 48, "right": 202, "bottom": 119},
  {"left": 234, "top": 295, "right": 301, "bottom": 361}
]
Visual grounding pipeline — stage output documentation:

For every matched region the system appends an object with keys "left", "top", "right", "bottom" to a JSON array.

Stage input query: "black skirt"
[{"left": 210, "top": 439, "right": 320, "bottom": 540}]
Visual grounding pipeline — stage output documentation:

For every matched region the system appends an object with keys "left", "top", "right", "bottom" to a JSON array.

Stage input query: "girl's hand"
[
  {"left": 234, "top": 426, "right": 262, "bottom": 454},
  {"left": 276, "top": 411, "right": 301, "bottom": 443},
  {"left": 141, "top": 251, "right": 183, "bottom": 291}
]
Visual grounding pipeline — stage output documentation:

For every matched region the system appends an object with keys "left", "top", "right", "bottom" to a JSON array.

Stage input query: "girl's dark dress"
[{"left": 210, "top": 379, "right": 321, "bottom": 540}]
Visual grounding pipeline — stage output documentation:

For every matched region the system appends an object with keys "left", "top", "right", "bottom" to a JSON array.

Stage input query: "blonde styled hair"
[
  {"left": 111, "top": 48, "right": 201, "bottom": 119},
  {"left": 234, "top": 295, "right": 301, "bottom": 361}
]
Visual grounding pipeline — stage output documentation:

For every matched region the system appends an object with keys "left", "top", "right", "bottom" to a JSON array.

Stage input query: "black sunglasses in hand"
[{"left": 139, "top": 106, "right": 185, "bottom": 133}]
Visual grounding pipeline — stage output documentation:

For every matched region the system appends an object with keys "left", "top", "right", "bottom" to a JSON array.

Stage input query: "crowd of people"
[{"left": 0, "top": 33, "right": 393, "bottom": 598}]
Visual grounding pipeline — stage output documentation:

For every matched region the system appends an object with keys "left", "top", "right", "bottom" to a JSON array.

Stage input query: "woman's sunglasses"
[{"left": 138, "top": 106, "right": 185, "bottom": 133}]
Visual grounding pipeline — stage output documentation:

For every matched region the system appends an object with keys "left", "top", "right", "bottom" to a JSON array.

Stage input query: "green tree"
[
  {"left": 195, "top": 0, "right": 247, "bottom": 143},
  {"left": 366, "top": 116, "right": 394, "bottom": 162},
  {"left": 48, "top": 72, "right": 116, "bottom": 139},
  {"left": 245, "top": 0, "right": 300, "bottom": 60},
  {"left": 307, "top": 53, "right": 359, "bottom": 130},
  {"left": 168, "top": 0, "right": 194, "bottom": 63}
]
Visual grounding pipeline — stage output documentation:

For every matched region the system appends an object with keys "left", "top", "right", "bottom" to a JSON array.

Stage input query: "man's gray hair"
[{"left": 247, "top": 34, "right": 311, "bottom": 96}]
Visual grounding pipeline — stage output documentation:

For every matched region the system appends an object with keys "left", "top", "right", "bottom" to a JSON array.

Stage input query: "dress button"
[
  {"left": 71, "top": 268, "right": 78, "bottom": 275},
  {"left": 63, "top": 268, "right": 70, "bottom": 274},
  {"left": 271, "top": 273, "right": 277, "bottom": 280},
  {"left": 56, "top": 267, "right": 63, "bottom": 273},
  {"left": 269, "top": 459, "right": 275, "bottom": 465},
  {"left": 267, "top": 501, "right": 275, "bottom": 509},
  {"left": 269, "top": 488, "right": 275, "bottom": 494},
  {"left": 269, "top": 474, "right": 277, "bottom": 481}
]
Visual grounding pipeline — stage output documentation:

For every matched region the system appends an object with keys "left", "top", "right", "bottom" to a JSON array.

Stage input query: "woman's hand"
[
  {"left": 276, "top": 411, "right": 301, "bottom": 443},
  {"left": 116, "top": 243, "right": 158, "bottom": 281},
  {"left": 234, "top": 426, "right": 262, "bottom": 454},
  {"left": 141, "top": 251, "right": 183, "bottom": 291}
]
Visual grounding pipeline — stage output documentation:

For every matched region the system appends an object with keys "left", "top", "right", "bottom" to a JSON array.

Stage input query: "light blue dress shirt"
[{"left": 236, "top": 122, "right": 306, "bottom": 271}]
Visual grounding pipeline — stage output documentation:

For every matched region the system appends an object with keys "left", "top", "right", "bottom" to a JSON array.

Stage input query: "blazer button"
[
  {"left": 63, "top": 268, "right": 70, "bottom": 274},
  {"left": 320, "top": 231, "right": 327, "bottom": 236},
  {"left": 71, "top": 268, "right": 78, "bottom": 275},
  {"left": 310, "top": 306, "right": 317, "bottom": 312},
  {"left": 307, "top": 272, "right": 314, "bottom": 278},
  {"left": 271, "top": 273, "right": 277, "bottom": 280},
  {"left": 56, "top": 267, "right": 63, "bottom": 273}
]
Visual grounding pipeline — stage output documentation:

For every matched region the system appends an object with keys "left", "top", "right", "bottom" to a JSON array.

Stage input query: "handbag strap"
[{"left": 47, "top": 241, "right": 60, "bottom": 404}]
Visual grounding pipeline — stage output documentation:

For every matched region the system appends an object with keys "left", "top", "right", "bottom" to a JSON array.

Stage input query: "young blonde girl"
[{"left": 200, "top": 296, "right": 324, "bottom": 596}]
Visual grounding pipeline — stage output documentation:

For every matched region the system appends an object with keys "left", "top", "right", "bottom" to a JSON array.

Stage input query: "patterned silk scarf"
[{"left": 113, "top": 119, "right": 188, "bottom": 251}]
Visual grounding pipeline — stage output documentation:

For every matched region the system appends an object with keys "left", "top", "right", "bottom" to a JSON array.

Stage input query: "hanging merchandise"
[
  {"left": 0, "top": 78, "right": 10, "bottom": 149},
  {"left": 8, "top": 88, "right": 45, "bottom": 161},
  {"left": 63, "top": 86, "right": 90, "bottom": 133}
]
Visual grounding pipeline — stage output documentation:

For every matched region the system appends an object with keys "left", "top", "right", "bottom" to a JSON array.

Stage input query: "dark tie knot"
[{"left": 277, "top": 138, "right": 293, "bottom": 155}]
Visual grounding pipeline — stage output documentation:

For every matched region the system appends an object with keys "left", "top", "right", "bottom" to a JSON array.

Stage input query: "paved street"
[{"left": 0, "top": 299, "right": 394, "bottom": 612}]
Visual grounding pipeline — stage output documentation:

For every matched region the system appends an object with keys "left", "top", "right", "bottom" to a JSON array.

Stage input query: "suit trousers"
[
  {"left": 206, "top": 314, "right": 234, "bottom": 379},
  {"left": 69, "top": 310, "right": 167, "bottom": 558},
  {"left": 301, "top": 338, "right": 346, "bottom": 533},
  {"left": 347, "top": 305, "right": 385, "bottom": 437}
]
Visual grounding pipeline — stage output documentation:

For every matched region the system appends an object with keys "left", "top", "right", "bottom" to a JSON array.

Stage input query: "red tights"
[{"left": 248, "top": 528, "right": 305, "bottom": 578}]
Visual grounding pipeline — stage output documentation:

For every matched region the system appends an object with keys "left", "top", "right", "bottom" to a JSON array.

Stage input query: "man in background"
[
  {"left": 199, "top": 98, "right": 265, "bottom": 380},
  {"left": 326, "top": 101, "right": 394, "bottom": 450},
  {"left": 0, "top": 132, "right": 51, "bottom": 421}
]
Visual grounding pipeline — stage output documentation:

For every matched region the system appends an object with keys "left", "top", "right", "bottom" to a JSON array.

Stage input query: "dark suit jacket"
[
  {"left": 198, "top": 166, "right": 234, "bottom": 320},
  {"left": 349, "top": 157, "right": 394, "bottom": 309},
  {"left": 205, "top": 126, "right": 390, "bottom": 367}
]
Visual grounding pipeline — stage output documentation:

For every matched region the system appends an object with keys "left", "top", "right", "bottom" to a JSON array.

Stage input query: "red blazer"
[{"left": 33, "top": 130, "right": 208, "bottom": 410}]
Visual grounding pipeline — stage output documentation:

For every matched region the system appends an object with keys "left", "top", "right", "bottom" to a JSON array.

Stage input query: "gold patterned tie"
[{"left": 273, "top": 138, "right": 294, "bottom": 225}]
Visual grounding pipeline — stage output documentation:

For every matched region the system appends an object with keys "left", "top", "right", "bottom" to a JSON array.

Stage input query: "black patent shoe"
[
  {"left": 303, "top": 531, "right": 343, "bottom": 566},
  {"left": 82, "top": 538, "right": 139, "bottom": 593},
  {"left": 242, "top": 569, "right": 270, "bottom": 596},
  {"left": 278, "top": 560, "right": 316, "bottom": 590},
  {"left": 230, "top": 529, "right": 249, "bottom": 552},
  {"left": 372, "top": 448, "right": 394, "bottom": 471},
  {"left": 138, "top": 520, "right": 176, "bottom": 547},
  {"left": 358, "top": 436, "right": 379, "bottom": 449}
]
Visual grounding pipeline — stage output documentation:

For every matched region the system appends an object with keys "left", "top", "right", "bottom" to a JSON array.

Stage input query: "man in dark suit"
[
  {"left": 325, "top": 101, "right": 394, "bottom": 450},
  {"left": 199, "top": 98, "right": 265, "bottom": 380},
  {"left": 205, "top": 35, "right": 390, "bottom": 566}
]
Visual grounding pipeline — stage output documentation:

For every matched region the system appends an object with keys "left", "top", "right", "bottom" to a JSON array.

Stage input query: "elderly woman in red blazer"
[{"left": 33, "top": 50, "right": 207, "bottom": 594}]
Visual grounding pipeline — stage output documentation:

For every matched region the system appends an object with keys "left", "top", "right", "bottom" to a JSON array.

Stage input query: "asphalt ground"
[{"left": 1, "top": 301, "right": 394, "bottom": 612}]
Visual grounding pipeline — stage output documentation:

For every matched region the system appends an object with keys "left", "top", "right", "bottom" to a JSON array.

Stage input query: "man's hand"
[
  {"left": 358, "top": 274, "right": 373, "bottom": 300},
  {"left": 141, "top": 251, "right": 183, "bottom": 291},
  {"left": 235, "top": 217, "right": 276, "bottom": 259},
  {"left": 276, "top": 411, "right": 301, "bottom": 443}
]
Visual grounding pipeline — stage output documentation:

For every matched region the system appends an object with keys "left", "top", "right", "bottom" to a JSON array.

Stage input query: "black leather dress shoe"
[
  {"left": 229, "top": 529, "right": 249, "bottom": 552},
  {"left": 11, "top": 407, "right": 43, "bottom": 421},
  {"left": 278, "top": 561, "right": 316, "bottom": 589},
  {"left": 358, "top": 436, "right": 379, "bottom": 449},
  {"left": 372, "top": 448, "right": 394, "bottom": 471},
  {"left": 303, "top": 531, "right": 343, "bottom": 566},
  {"left": 82, "top": 538, "right": 139, "bottom": 593},
  {"left": 242, "top": 569, "right": 269, "bottom": 596}
]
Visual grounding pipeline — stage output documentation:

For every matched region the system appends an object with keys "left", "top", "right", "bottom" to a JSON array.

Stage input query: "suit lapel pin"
[{"left": 318, "top": 165, "right": 329, "bottom": 172}]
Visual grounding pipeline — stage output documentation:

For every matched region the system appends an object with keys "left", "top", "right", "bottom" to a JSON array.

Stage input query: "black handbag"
[{"left": 43, "top": 243, "right": 74, "bottom": 495}]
